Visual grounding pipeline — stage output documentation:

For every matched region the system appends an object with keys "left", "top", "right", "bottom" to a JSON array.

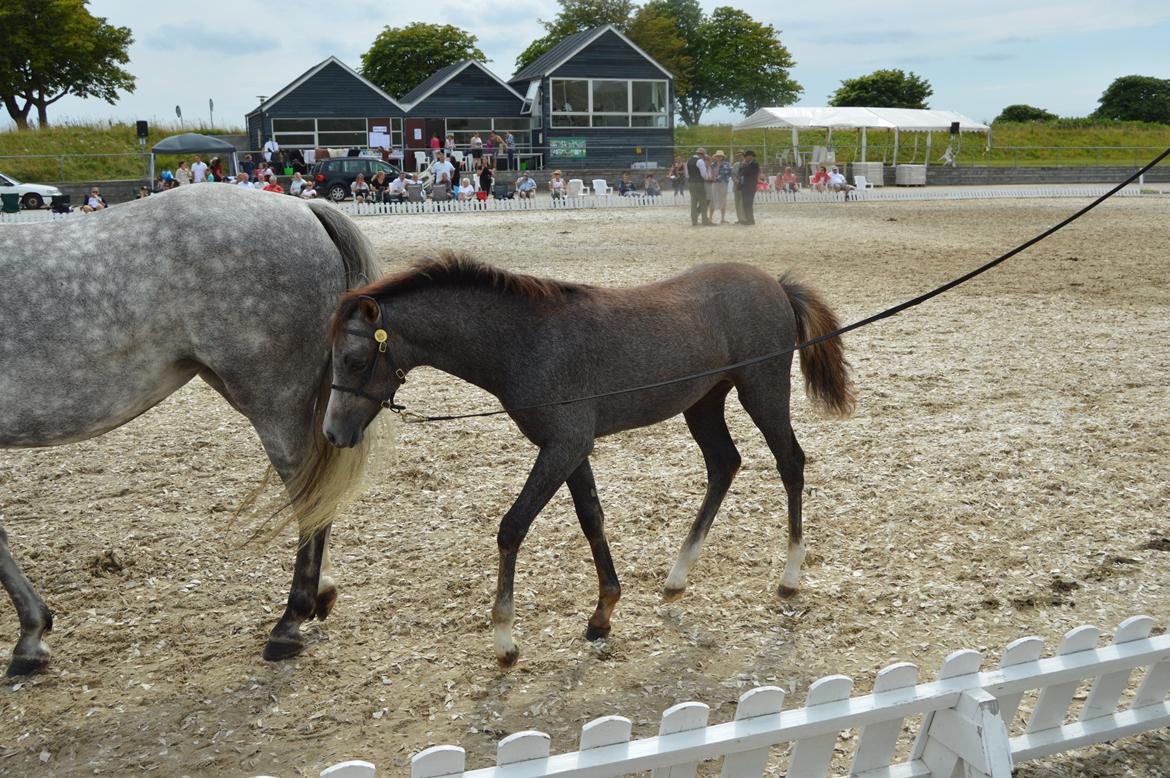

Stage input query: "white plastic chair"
[
  {"left": 592, "top": 178, "right": 612, "bottom": 196},
  {"left": 451, "top": 150, "right": 465, "bottom": 168},
  {"left": 567, "top": 178, "right": 584, "bottom": 197},
  {"left": 854, "top": 175, "right": 874, "bottom": 190},
  {"left": 413, "top": 151, "right": 429, "bottom": 172}
]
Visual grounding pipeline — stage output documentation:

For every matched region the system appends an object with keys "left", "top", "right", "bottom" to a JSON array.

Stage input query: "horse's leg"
[
  {"left": 0, "top": 524, "right": 54, "bottom": 676},
  {"left": 663, "top": 383, "right": 741, "bottom": 601},
  {"left": 494, "top": 442, "right": 590, "bottom": 668},
  {"left": 315, "top": 524, "right": 337, "bottom": 620},
  {"left": 735, "top": 365, "right": 807, "bottom": 597},
  {"left": 565, "top": 460, "right": 620, "bottom": 641}
]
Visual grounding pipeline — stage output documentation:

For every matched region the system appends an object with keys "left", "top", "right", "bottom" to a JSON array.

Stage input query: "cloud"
[
  {"left": 806, "top": 29, "right": 924, "bottom": 46},
  {"left": 145, "top": 23, "right": 278, "bottom": 55},
  {"left": 972, "top": 53, "right": 1016, "bottom": 61}
]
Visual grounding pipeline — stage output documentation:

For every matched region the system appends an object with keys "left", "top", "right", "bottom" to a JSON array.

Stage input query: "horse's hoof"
[
  {"left": 263, "top": 634, "right": 305, "bottom": 662},
  {"left": 776, "top": 584, "right": 800, "bottom": 599},
  {"left": 315, "top": 586, "right": 337, "bottom": 621},
  {"left": 662, "top": 586, "right": 686, "bottom": 603},
  {"left": 585, "top": 623, "right": 611, "bottom": 642},
  {"left": 496, "top": 648, "right": 520, "bottom": 669},
  {"left": 6, "top": 646, "right": 50, "bottom": 677}
]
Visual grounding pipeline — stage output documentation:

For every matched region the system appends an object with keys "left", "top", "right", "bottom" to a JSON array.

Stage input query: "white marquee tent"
[{"left": 732, "top": 106, "right": 991, "bottom": 165}]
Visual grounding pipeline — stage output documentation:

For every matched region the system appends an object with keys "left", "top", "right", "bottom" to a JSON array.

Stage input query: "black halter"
[{"left": 330, "top": 300, "right": 407, "bottom": 412}]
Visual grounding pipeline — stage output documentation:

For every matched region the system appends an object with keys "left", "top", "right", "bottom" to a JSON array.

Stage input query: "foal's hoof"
[
  {"left": 662, "top": 586, "right": 686, "bottom": 603},
  {"left": 776, "top": 584, "right": 800, "bottom": 599},
  {"left": 585, "top": 623, "right": 611, "bottom": 642},
  {"left": 315, "top": 586, "right": 338, "bottom": 621},
  {"left": 263, "top": 633, "right": 305, "bottom": 662},
  {"left": 496, "top": 648, "right": 520, "bottom": 669}
]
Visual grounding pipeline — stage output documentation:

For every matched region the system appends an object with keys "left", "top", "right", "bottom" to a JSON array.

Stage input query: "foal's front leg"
[{"left": 493, "top": 443, "right": 589, "bottom": 668}]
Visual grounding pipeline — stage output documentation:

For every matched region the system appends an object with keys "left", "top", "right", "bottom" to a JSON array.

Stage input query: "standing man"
[
  {"left": 190, "top": 155, "right": 208, "bottom": 183},
  {"left": 263, "top": 136, "right": 280, "bottom": 164},
  {"left": 731, "top": 150, "right": 745, "bottom": 223},
  {"left": 737, "top": 149, "right": 760, "bottom": 225},
  {"left": 686, "top": 147, "right": 711, "bottom": 226},
  {"left": 505, "top": 132, "right": 517, "bottom": 171}
]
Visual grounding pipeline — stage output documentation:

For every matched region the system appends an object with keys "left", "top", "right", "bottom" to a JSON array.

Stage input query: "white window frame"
[
  {"left": 549, "top": 78, "right": 670, "bottom": 129},
  {"left": 271, "top": 117, "right": 403, "bottom": 149}
]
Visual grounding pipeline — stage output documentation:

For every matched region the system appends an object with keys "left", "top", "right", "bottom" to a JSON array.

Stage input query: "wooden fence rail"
[{"left": 262, "top": 615, "right": 1169, "bottom": 778}]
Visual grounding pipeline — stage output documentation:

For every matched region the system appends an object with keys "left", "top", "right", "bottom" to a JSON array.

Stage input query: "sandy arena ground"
[{"left": 2, "top": 194, "right": 1169, "bottom": 776}]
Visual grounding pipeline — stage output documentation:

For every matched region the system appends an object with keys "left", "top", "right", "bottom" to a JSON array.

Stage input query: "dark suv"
[{"left": 309, "top": 156, "right": 400, "bottom": 202}]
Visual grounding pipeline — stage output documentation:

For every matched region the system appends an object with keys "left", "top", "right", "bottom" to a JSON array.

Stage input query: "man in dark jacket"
[
  {"left": 737, "top": 149, "right": 760, "bottom": 225},
  {"left": 686, "top": 147, "right": 711, "bottom": 225}
]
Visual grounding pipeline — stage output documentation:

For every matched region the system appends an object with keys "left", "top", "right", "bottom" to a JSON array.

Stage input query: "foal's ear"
[{"left": 357, "top": 296, "right": 381, "bottom": 323}]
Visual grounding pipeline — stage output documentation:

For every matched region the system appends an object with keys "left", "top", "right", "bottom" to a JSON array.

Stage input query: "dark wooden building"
[
  {"left": 245, "top": 57, "right": 406, "bottom": 157},
  {"left": 509, "top": 24, "right": 675, "bottom": 170}
]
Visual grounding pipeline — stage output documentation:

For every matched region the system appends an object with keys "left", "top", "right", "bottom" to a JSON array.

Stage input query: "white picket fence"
[{"left": 276, "top": 615, "right": 1170, "bottom": 778}]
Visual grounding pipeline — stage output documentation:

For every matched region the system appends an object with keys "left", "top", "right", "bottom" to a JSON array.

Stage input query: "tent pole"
[
  {"left": 861, "top": 126, "right": 867, "bottom": 162},
  {"left": 925, "top": 131, "right": 932, "bottom": 168},
  {"left": 893, "top": 128, "right": 899, "bottom": 166},
  {"left": 149, "top": 154, "right": 155, "bottom": 184}
]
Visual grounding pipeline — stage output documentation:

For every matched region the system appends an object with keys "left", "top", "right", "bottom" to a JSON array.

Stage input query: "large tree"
[
  {"left": 627, "top": 3, "right": 692, "bottom": 95},
  {"left": 0, "top": 0, "right": 134, "bottom": 129},
  {"left": 829, "top": 69, "right": 932, "bottom": 109},
  {"left": 514, "top": 0, "right": 635, "bottom": 74},
  {"left": 1092, "top": 75, "right": 1170, "bottom": 124},
  {"left": 361, "top": 23, "right": 486, "bottom": 100},
  {"left": 994, "top": 104, "right": 1057, "bottom": 123}
]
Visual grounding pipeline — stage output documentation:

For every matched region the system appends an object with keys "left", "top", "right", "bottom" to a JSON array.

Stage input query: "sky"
[{"left": 26, "top": 0, "right": 1170, "bottom": 130}]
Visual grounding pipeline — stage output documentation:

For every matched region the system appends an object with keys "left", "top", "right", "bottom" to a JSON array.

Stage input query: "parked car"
[
  {"left": 309, "top": 156, "right": 400, "bottom": 202},
  {"left": 0, "top": 170, "right": 64, "bottom": 210}
]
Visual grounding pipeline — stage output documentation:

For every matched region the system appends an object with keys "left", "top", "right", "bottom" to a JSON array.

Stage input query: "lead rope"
[{"left": 394, "top": 148, "right": 1170, "bottom": 424}]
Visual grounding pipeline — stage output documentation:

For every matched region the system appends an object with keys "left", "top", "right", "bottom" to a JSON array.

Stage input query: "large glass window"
[
  {"left": 551, "top": 78, "right": 670, "bottom": 129},
  {"left": 270, "top": 117, "right": 402, "bottom": 150}
]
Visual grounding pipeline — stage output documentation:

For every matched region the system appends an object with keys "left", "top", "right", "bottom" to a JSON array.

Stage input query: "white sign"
[{"left": 412, "top": 128, "right": 423, "bottom": 141}]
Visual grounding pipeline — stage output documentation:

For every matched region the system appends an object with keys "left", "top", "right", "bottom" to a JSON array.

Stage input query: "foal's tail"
[
  {"left": 780, "top": 274, "right": 857, "bottom": 419},
  {"left": 267, "top": 203, "right": 383, "bottom": 543}
]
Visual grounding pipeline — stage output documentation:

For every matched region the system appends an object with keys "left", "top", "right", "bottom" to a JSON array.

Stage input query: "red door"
[{"left": 404, "top": 118, "right": 426, "bottom": 172}]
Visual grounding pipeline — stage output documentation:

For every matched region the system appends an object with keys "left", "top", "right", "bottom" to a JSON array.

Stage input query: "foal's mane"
[{"left": 330, "top": 252, "right": 583, "bottom": 340}]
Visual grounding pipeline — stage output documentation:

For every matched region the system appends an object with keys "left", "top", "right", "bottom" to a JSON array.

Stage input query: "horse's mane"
[{"left": 330, "top": 251, "right": 584, "bottom": 340}]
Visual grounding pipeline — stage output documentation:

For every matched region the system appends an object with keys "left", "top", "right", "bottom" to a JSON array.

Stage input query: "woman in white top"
[
  {"left": 548, "top": 170, "right": 566, "bottom": 199},
  {"left": 174, "top": 161, "right": 192, "bottom": 185}
]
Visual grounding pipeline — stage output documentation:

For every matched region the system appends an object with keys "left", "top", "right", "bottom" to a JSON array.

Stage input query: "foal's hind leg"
[
  {"left": 663, "top": 383, "right": 741, "bottom": 601},
  {"left": 735, "top": 366, "right": 807, "bottom": 598},
  {"left": 566, "top": 460, "right": 621, "bottom": 641},
  {"left": 0, "top": 524, "right": 54, "bottom": 676}
]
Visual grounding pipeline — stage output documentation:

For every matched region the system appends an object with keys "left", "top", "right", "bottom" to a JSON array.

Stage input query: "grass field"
[{"left": 2, "top": 120, "right": 1169, "bottom": 183}]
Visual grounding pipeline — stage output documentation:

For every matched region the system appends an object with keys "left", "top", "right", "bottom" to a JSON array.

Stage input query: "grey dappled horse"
[
  {"left": 0, "top": 186, "right": 380, "bottom": 675},
  {"left": 324, "top": 254, "right": 855, "bottom": 667}
]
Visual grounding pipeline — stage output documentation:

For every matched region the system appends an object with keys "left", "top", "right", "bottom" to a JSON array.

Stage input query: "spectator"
[
  {"left": 736, "top": 149, "right": 760, "bottom": 226},
  {"left": 458, "top": 177, "right": 474, "bottom": 201},
  {"left": 505, "top": 131, "right": 516, "bottom": 171},
  {"left": 669, "top": 157, "right": 686, "bottom": 198},
  {"left": 263, "top": 137, "right": 280, "bottom": 163},
  {"left": 431, "top": 151, "right": 455, "bottom": 188},
  {"left": 703, "top": 151, "right": 716, "bottom": 215},
  {"left": 430, "top": 133, "right": 442, "bottom": 158},
  {"left": 289, "top": 172, "right": 308, "bottom": 196},
  {"left": 350, "top": 173, "right": 370, "bottom": 203},
  {"left": 757, "top": 171, "right": 769, "bottom": 192},
  {"left": 191, "top": 155, "right": 209, "bottom": 183},
  {"left": 241, "top": 154, "right": 256, "bottom": 177},
  {"left": 82, "top": 187, "right": 107, "bottom": 212},
  {"left": 548, "top": 170, "right": 566, "bottom": 200},
  {"left": 369, "top": 170, "right": 389, "bottom": 203},
  {"left": 732, "top": 151, "right": 746, "bottom": 222},
  {"left": 811, "top": 165, "right": 830, "bottom": 192},
  {"left": 490, "top": 132, "right": 506, "bottom": 169},
  {"left": 263, "top": 175, "right": 284, "bottom": 193},
  {"left": 686, "top": 147, "right": 711, "bottom": 226},
  {"left": 255, "top": 160, "right": 274, "bottom": 182},
  {"left": 827, "top": 166, "right": 855, "bottom": 198},
  {"left": 136, "top": 185, "right": 150, "bottom": 199},
  {"left": 709, "top": 150, "right": 731, "bottom": 223},
  {"left": 386, "top": 173, "right": 407, "bottom": 202},
  {"left": 644, "top": 173, "right": 661, "bottom": 197},
  {"left": 617, "top": 171, "right": 638, "bottom": 197},
  {"left": 236, "top": 172, "right": 255, "bottom": 189},
  {"left": 174, "top": 161, "right": 192, "bottom": 185},
  {"left": 208, "top": 157, "right": 224, "bottom": 182},
  {"left": 445, "top": 133, "right": 457, "bottom": 155},
  {"left": 778, "top": 166, "right": 800, "bottom": 193},
  {"left": 469, "top": 131, "right": 484, "bottom": 163},
  {"left": 515, "top": 171, "right": 537, "bottom": 199},
  {"left": 478, "top": 164, "right": 493, "bottom": 201},
  {"left": 300, "top": 181, "right": 318, "bottom": 199}
]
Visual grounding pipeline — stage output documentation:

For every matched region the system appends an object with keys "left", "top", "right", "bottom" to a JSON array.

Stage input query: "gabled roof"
[
  {"left": 510, "top": 25, "right": 674, "bottom": 84},
  {"left": 246, "top": 56, "right": 405, "bottom": 116},
  {"left": 400, "top": 59, "right": 525, "bottom": 108}
]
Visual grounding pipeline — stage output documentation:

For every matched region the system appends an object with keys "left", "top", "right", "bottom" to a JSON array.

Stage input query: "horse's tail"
[
  {"left": 779, "top": 274, "right": 856, "bottom": 419},
  {"left": 262, "top": 203, "right": 382, "bottom": 543}
]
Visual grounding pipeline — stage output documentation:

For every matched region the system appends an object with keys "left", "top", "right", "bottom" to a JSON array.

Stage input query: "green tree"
[
  {"left": 829, "top": 69, "right": 932, "bottom": 109},
  {"left": 361, "top": 23, "right": 486, "bottom": 99},
  {"left": 676, "top": 7, "right": 800, "bottom": 125},
  {"left": 994, "top": 104, "right": 1057, "bottom": 123},
  {"left": 513, "top": 0, "right": 635, "bottom": 74},
  {"left": 627, "top": 4, "right": 692, "bottom": 95},
  {"left": 0, "top": 0, "right": 134, "bottom": 129},
  {"left": 1092, "top": 75, "right": 1170, "bottom": 123}
]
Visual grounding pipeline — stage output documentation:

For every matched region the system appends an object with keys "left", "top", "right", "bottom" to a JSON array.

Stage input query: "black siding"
[
  {"left": 270, "top": 62, "right": 403, "bottom": 118},
  {"left": 550, "top": 30, "right": 669, "bottom": 80},
  {"left": 407, "top": 66, "right": 523, "bottom": 117}
]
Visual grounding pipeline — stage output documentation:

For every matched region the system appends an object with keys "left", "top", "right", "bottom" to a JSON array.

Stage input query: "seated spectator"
[
  {"left": 235, "top": 172, "right": 255, "bottom": 189},
  {"left": 289, "top": 172, "right": 308, "bottom": 196},
  {"left": 827, "top": 166, "right": 854, "bottom": 197},
  {"left": 515, "top": 171, "right": 537, "bottom": 199},
  {"left": 778, "top": 166, "right": 800, "bottom": 193},
  {"left": 81, "top": 187, "right": 107, "bottom": 212},
  {"left": 300, "top": 182, "right": 318, "bottom": 199},
  {"left": 369, "top": 170, "right": 389, "bottom": 202},
  {"left": 549, "top": 170, "right": 566, "bottom": 199},
  {"left": 208, "top": 157, "right": 224, "bottom": 182},
  {"left": 617, "top": 171, "right": 638, "bottom": 196},
  {"left": 263, "top": 175, "right": 284, "bottom": 193},
  {"left": 644, "top": 173, "right": 661, "bottom": 197},
  {"left": 757, "top": 172, "right": 769, "bottom": 192},
  {"left": 431, "top": 152, "right": 455, "bottom": 189},
  {"left": 810, "top": 165, "right": 830, "bottom": 192},
  {"left": 458, "top": 177, "right": 474, "bottom": 201},
  {"left": 351, "top": 173, "right": 370, "bottom": 203},
  {"left": 136, "top": 185, "right": 150, "bottom": 199},
  {"left": 241, "top": 154, "right": 256, "bottom": 177},
  {"left": 386, "top": 173, "right": 407, "bottom": 202}
]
